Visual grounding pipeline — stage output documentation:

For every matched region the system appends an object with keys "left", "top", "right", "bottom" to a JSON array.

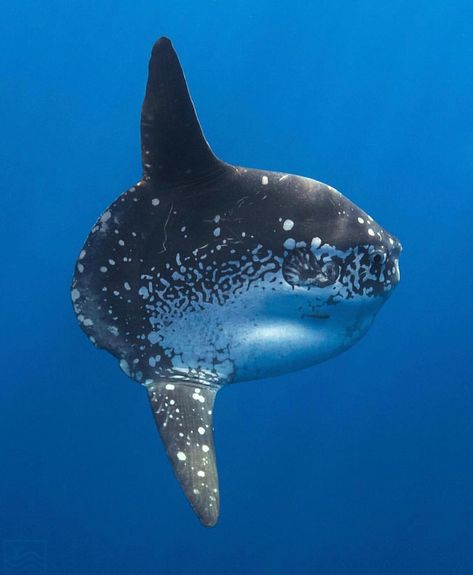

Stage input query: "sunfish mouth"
[{"left": 302, "top": 313, "right": 331, "bottom": 320}]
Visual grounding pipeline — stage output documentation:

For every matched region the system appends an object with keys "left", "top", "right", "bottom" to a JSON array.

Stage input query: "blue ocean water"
[{"left": 2, "top": 1, "right": 473, "bottom": 573}]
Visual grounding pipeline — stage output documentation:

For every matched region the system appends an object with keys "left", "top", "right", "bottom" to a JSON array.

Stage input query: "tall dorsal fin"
[
  {"left": 141, "top": 37, "right": 222, "bottom": 185},
  {"left": 147, "top": 381, "right": 220, "bottom": 527}
]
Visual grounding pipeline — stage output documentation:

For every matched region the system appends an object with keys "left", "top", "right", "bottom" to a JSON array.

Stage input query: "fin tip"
[
  {"left": 152, "top": 36, "right": 173, "bottom": 54},
  {"left": 201, "top": 516, "right": 219, "bottom": 528}
]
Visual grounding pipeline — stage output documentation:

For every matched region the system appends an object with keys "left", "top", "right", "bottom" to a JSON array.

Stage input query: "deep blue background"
[{"left": 2, "top": 1, "right": 473, "bottom": 573}]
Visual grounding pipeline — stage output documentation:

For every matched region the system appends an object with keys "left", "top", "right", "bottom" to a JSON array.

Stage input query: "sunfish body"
[{"left": 71, "top": 38, "right": 401, "bottom": 526}]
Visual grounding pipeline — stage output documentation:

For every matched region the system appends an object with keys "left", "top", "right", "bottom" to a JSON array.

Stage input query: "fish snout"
[
  {"left": 379, "top": 239, "right": 401, "bottom": 293},
  {"left": 385, "top": 250, "right": 401, "bottom": 289}
]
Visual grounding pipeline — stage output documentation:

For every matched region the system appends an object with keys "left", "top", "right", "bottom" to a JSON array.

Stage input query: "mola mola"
[{"left": 71, "top": 37, "right": 401, "bottom": 526}]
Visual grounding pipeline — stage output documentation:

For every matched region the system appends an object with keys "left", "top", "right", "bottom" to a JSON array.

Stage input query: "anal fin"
[{"left": 147, "top": 381, "right": 220, "bottom": 527}]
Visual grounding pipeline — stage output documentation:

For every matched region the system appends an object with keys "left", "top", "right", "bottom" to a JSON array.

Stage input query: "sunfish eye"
[
  {"left": 282, "top": 248, "right": 339, "bottom": 288},
  {"left": 373, "top": 253, "right": 382, "bottom": 264},
  {"left": 368, "top": 248, "right": 387, "bottom": 267}
]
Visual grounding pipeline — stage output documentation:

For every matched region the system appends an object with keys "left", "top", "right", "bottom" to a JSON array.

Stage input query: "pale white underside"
[{"left": 152, "top": 280, "right": 384, "bottom": 384}]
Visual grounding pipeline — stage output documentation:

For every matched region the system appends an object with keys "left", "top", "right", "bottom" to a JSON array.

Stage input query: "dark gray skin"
[{"left": 71, "top": 38, "right": 401, "bottom": 526}]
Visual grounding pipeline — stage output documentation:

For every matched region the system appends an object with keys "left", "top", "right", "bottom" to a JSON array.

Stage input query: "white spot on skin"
[
  {"left": 139, "top": 286, "right": 149, "bottom": 299},
  {"left": 213, "top": 227, "right": 221, "bottom": 237},
  {"left": 198, "top": 427, "right": 205, "bottom": 435},
  {"left": 79, "top": 250, "right": 86, "bottom": 260},
  {"left": 152, "top": 198, "right": 160, "bottom": 206},
  {"left": 83, "top": 318, "right": 93, "bottom": 326},
  {"left": 311, "top": 237, "right": 322, "bottom": 249},
  {"left": 165, "top": 384, "right": 175, "bottom": 390},
  {"left": 119, "top": 359, "right": 130, "bottom": 376},
  {"left": 100, "top": 210, "right": 111, "bottom": 223},
  {"left": 77, "top": 263, "right": 84, "bottom": 273},
  {"left": 148, "top": 332, "right": 160, "bottom": 344},
  {"left": 177, "top": 452, "right": 186, "bottom": 461},
  {"left": 368, "top": 228, "right": 375, "bottom": 237},
  {"left": 262, "top": 175, "right": 269, "bottom": 185},
  {"left": 202, "top": 445, "right": 209, "bottom": 453},
  {"left": 283, "top": 219, "right": 294, "bottom": 231},
  {"left": 358, "top": 217, "right": 365, "bottom": 224},
  {"left": 192, "top": 393, "right": 205, "bottom": 403},
  {"left": 197, "top": 470, "right": 205, "bottom": 477},
  {"left": 100, "top": 266, "right": 107, "bottom": 273},
  {"left": 118, "top": 239, "right": 125, "bottom": 246},
  {"left": 284, "top": 238, "right": 296, "bottom": 250},
  {"left": 124, "top": 282, "right": 131, "bottom": 290},
  {"left": 71, "top": 289, "right": 80, "bottom": 302}
]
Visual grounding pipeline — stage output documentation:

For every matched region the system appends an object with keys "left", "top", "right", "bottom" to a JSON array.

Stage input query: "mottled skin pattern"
[{"left": 71, "top": 38, "right": 401, "bottom": 526}]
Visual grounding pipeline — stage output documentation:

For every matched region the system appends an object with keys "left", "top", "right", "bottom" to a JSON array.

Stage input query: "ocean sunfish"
[{"left": 71, "top": 37, "right": 401, "bottom": 526}]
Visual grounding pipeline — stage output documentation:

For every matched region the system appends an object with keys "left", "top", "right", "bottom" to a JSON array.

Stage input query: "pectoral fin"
[{"left": 147, "top": 381, "right": 220, "bottom": 527}]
